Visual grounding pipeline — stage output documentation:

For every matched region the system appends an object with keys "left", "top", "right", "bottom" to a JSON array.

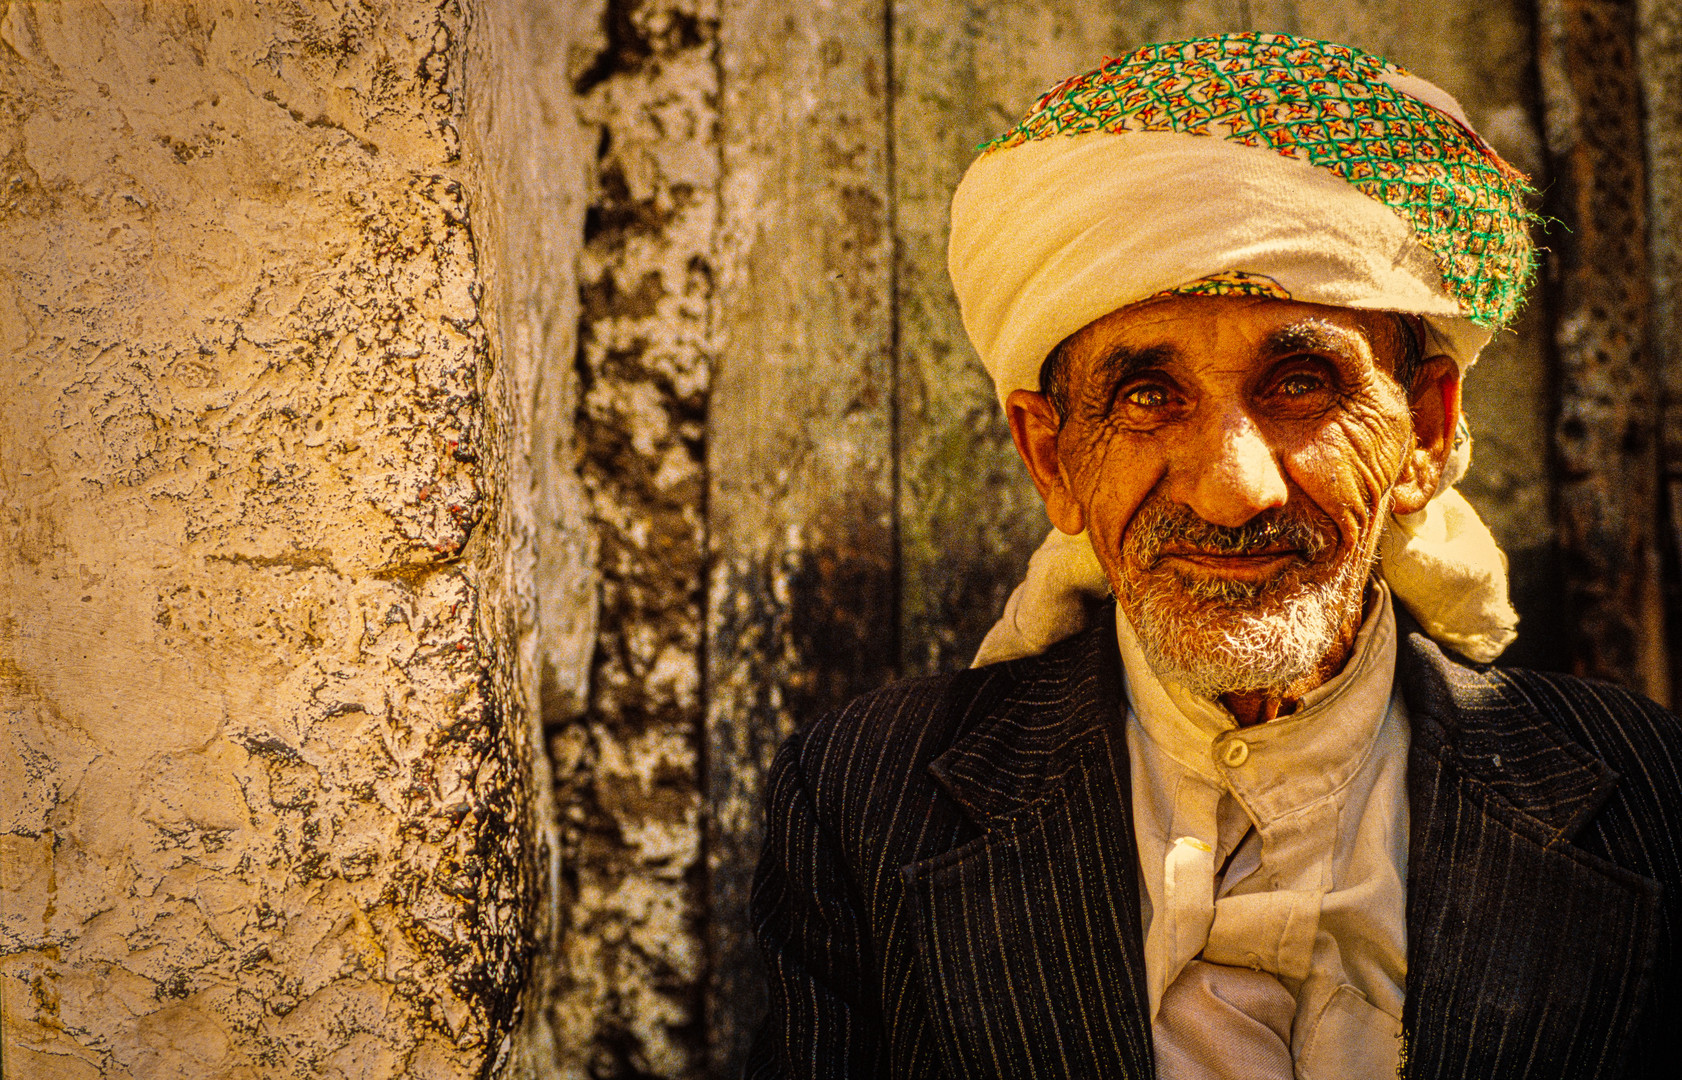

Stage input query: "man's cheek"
[
  {"left": 1293, "top": 431, "right": 1401, "bottom": 509},
  {"left": 1084, "top": 497, "right": 1138, "bottom": 581},
  {"left": 1329, "top": 405, "right": 1413, "bottom": 472},
  {"left": 1064, "top": 440, "right": 1120, "bottom": 510}
]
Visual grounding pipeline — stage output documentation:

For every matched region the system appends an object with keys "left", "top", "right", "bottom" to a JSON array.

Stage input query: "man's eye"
[
  {"left": 1275, "top": 372, "right": 1326, "bottom": 397},
  {"left": 1124, "top": 385, "right": 1170, "bottom": 408}
]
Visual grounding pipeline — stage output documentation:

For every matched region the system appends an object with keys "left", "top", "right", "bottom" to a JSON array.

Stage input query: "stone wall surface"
[
  {"left": 0, "top": 1, "right": 556, "bottom": 1076},
  {"left": 557, "top": 0, "right": 714, "bottom": 1074}
]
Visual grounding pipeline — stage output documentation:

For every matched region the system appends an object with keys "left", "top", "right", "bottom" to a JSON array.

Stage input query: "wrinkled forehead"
[{"left": 1056, "top": 294, "right": 1412, "bottom": 382}]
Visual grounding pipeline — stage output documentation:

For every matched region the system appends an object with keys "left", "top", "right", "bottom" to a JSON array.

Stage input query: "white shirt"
[{"left": 1120, "top": 584, "right": 1408, "bottom": 1079}]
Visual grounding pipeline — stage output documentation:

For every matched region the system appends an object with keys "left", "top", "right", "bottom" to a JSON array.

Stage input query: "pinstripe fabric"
[
  {"left": 908, "top": 736, "right": 1152, "bottom": 1077},
  {"left": 747, "top": 607, "right": 1682, "bottom": 1079},
  {"left": 1401, "top": 632, "right": 1674, "bottom": 1079}
]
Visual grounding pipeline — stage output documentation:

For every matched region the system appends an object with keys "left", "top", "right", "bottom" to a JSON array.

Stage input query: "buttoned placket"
[{"left": 1120, "top": 583, "right": 1408, "bottom": 1058}]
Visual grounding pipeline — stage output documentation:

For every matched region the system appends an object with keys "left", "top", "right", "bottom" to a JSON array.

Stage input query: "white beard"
[{"left": 1127, "top": 548, "right": 1372, "bottom": 699}]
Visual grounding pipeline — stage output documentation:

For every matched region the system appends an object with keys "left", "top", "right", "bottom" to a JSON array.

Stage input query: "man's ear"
[
  {"left": 1005, "top": 388, "right": 1087, "bottom": 535},
  {"left": 1391, "top": 355, "right": 1462, "bottom": 516}
]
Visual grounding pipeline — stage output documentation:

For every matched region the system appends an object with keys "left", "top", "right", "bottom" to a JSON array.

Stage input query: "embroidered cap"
[
  {"left": 981, "top": 33, "right": 1535, "bottom": 329},
  {"left": 948, "top": 32, "right": 1539, "bottom": 409}
]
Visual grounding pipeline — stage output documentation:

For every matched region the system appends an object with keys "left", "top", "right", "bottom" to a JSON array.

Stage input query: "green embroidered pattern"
[
  {"left": 1161, "top": 270, "right": 1293, "bottom": 301},
  {"left": 980, "top": 33, "right": 1536, "bottom": 328}
]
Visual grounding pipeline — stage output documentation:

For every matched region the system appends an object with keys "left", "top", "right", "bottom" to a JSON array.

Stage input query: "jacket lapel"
[
  {"left": 901, "top": 611, "right": 1662, "bottom": 1079},
  {"left": 1398, "top": 623, "right": 1662, "bottom": 1080},
  {"left": 903, "top": 619, "right": 1155, "bottom": 1079}
]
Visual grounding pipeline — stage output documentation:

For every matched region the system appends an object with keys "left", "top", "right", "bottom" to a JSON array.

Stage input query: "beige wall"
[{"left": 0, "top": 2, "right": 576, "bottom": 1076}]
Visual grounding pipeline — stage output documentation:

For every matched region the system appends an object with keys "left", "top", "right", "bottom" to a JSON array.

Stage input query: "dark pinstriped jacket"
[{"left": 746, "top": 607, "right": 1682, "bottom": 1078}]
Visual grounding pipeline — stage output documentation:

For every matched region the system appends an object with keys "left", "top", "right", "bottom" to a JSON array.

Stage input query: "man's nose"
[{"left": 1176, "top": 408, "right": 1288, "bottom": 527}]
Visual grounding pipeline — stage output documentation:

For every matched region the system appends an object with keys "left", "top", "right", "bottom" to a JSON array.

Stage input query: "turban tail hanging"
[{"left": 951, "top": 33, "right": 1535, "bottom": 666}]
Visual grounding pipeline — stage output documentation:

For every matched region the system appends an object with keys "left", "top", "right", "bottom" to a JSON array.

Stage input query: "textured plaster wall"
[{"left": 1, "top": 2, "right": 556, "bottom": 1076}]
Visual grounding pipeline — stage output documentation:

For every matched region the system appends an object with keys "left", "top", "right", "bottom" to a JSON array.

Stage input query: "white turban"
[{"left": 953, "top": 34, "right": 1534, "bottom": 665}]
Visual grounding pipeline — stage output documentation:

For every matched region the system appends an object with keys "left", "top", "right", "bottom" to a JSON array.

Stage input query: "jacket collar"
[
  {"left": 1396, "top": 615, "right": 1660, "bottom": 1080},
  {"left": 1394, "top": 609, "right": 1619, "bottom": 842},
  {"left": 927, "top": 610, "right": 1127, "bottom": 828},
  {"left": 915, "top": 604, "right": 1660, "bottom": 1080}
]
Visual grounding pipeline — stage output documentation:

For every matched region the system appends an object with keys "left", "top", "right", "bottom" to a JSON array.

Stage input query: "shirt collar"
[{"left": 1117, "top": 581, "right": 1399, "bottom": 814}]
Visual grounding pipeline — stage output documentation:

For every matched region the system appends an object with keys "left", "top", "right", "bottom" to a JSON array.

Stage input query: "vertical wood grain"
[
  {"left": 1537, "top": 0, "right": 1668, "bottom": 701},
  {"left": 1637, "top": 0, "right": 1682, "bottom": 693},
  {"left": 708, "top": 1, "right": 896, "bottom": 1069}
]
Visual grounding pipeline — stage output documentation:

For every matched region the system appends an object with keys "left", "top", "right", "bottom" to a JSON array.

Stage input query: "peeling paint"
[{"left": 556, "top": 0, "right": 716, "bottom": 1075}]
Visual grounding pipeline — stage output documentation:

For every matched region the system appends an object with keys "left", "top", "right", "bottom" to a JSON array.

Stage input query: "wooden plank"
[
  {"left": 707, "top": 0, "right": 896, "bottom": 1070},
  {"left": 1643, "top": 0, "right": 1682, "bottom": 462},
  {"left": 1637, "top": 0, "right": 1682, "bottom": 693},
  {"left": 1537, "top": 0, "right": 1668, "bottom": 699}
]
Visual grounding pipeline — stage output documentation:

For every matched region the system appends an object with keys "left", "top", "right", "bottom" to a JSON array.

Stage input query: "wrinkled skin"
[{"left": 1006, "top": 295, "right": 1460, "bottom": 725}]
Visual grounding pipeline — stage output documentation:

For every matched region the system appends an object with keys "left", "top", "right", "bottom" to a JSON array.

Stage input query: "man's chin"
[
  {"left": 1132, "top": 609, "right": 1324, "bottom": 699},
  {"left": 1122, "top": 573, "right": 1365, "bottom": 701}
]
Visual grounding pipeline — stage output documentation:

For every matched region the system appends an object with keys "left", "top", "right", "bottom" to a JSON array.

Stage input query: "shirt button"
[{"left": 1222, "top": 740, "right": 1250, "bottom": 767}]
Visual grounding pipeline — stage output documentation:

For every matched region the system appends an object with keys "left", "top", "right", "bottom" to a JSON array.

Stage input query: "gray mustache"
[{"left": 1128, "top": 501, "right": 1335, "bottom": 568}]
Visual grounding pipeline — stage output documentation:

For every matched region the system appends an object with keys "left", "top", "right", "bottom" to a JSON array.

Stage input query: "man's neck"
[
  {"left": 1220, "top": 692, "right": 1291, "bottom": 727},
  {"left": 1217, "top": 605, "right": 1366, "bottom": 727}
]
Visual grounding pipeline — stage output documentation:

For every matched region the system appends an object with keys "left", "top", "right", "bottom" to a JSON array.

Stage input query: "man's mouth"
[
  {"left": 1124, "top": 496, "right": 1337, "bottom": 582},
  {"left": 1154, "top": 548, "right": 1304, "bottom": 580}
]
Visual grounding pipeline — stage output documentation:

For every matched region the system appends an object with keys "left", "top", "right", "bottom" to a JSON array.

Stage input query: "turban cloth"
[{"left": 953, "top": 33, "right": 1535, "bottom": 665}]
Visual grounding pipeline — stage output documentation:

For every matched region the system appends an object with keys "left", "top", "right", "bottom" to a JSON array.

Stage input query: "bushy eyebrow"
[
  {"left": 1077, "top": 318, "right": 1368, "bottom": 408},
  {"left": 1089, "top": 342, "right": 1174, "bottom": 393},
  {"left": 1263, "top": 322, "right": 1364, "bottom": 359}
]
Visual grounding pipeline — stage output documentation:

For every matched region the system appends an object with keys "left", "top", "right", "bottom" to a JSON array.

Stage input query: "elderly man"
[{"left": 747, "top": 33, "right": 1682, "bottom": 1079}]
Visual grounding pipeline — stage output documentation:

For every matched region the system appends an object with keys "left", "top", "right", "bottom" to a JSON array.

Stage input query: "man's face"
[{"left": 1007, "top": 295, "right": 1458, "bottom": 701}]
